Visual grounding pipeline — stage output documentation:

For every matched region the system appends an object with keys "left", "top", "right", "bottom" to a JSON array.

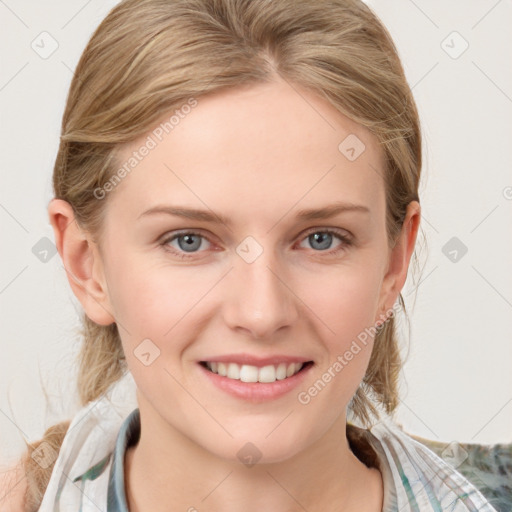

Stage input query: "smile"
[{"left": 202, "top": 361, "right": 306, "bottom": 383}]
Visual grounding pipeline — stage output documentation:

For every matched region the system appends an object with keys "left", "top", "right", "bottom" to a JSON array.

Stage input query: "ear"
[
  {"left": 48, "top": 198, "right": 115, "bottom": 326},
  {"left": 375, "top": 200, "right": 421, "bottom": 324}
]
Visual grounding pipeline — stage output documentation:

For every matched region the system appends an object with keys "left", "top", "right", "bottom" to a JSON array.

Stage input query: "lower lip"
[{"left": 198, "top": 362, "right": 313, "bottom": 402}]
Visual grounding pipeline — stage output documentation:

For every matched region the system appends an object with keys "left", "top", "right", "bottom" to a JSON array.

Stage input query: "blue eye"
[
  {"left": 159, "top": 228, "right": 353, "bottom": 260},
  {"left": 299, "top": 229, "right": 353, "bottom": 253},
  {"left": 161, "top": 232, "right": 211, "bottom": 258}
]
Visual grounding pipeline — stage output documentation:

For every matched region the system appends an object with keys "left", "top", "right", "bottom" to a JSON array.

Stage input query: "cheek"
[
  {"left": 297, "top": 267, "right": 382, "bottom": 399},
  {"left": 300, "top": 265, "right": 382, "bottom": 344},
  {"left": 295, "top": 272, "right": 380, "bottom": 417},
  {"left": 105, "top": 255, "right": 205, "bottom": 335}
]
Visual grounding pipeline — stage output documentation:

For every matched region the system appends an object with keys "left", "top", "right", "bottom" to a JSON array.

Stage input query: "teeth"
[
  {"left": 227, "top": 363, "right": 239, "bottom": 379},
  {"left": 217, "top": 362, "right": 227, "bottom": 376},
  {"left": 276, "top": 363, "right": 287, "bottom": 380},
  {"left": 205, "top": 361, "right": 304, "bottom": 383}
]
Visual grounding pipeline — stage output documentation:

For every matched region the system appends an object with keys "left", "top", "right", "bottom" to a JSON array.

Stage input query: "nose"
[{"left": 222, "top": 247, "right": 299, "bottom": 339}]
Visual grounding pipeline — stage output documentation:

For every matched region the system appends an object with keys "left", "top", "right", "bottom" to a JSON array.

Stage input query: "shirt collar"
[{"left": 107, "top": 408, "right": 140, "bottom": 511}]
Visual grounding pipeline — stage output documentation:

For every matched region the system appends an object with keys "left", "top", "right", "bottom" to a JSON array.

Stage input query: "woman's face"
[{"left": 84, "top": 79, "right": 416, "bottom": 462}]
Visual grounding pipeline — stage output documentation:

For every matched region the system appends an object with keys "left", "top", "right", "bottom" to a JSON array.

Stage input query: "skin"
[{"left": 49, "top": 77, "right": 420, "bottom": 511}]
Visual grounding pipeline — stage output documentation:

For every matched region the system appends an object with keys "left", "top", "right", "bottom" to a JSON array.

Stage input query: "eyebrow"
[{"left": 137, "top": 201, "right": 370, "bottom": 226}]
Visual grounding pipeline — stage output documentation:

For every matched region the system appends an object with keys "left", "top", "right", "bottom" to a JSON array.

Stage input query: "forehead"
[{"left": 108, "top": 79, "right": 386, "bottom": 225}]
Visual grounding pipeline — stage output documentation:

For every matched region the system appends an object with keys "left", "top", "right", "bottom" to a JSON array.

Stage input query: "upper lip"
[{"left": 200, "top": 353, "right": 313, "bottom": 367}]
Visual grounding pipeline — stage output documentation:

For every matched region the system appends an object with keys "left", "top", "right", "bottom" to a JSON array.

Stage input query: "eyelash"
[{"left": 159, "top": 228, "right": 354, "bottom": 260}]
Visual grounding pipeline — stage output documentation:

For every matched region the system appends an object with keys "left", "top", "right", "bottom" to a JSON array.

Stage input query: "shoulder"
[
  {"left": 366, "top": 418, "right": 499, "bottom": 511},
  {"left": 0, "top": 462, "right": 28, "bottom": 512},
  {"left": 408, "top": 433, "right": 512, "bottom": 512}
]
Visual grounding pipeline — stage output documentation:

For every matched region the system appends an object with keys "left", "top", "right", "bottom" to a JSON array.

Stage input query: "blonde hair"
[{"left": 18, "top": 0, "right": 423, "bottom": 508}]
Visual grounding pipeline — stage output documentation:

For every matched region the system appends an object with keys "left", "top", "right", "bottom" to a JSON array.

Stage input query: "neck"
[{"left": 124, "top": 403, "right": 383, "bottom": 512}]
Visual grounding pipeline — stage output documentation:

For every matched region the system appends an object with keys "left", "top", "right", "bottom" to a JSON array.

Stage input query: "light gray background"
[{"left": 1, "top": 0, "right": 511, "bottom": 467}]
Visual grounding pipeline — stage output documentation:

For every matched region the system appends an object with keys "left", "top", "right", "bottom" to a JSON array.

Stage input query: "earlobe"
[
  {"left": 376, "top": 201, "right": 421, "bottom": 323},
  {"left": 47, "top": 198, "right": 116, "bottom": 326}
]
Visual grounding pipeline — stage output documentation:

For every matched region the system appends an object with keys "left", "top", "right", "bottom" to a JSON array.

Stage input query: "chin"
[{"left": 202, "top": 431, "right": 308, "bottom": 467}]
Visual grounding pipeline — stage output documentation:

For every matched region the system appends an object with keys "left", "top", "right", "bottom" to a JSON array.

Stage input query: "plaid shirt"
[{"left": 37, "top": 396, "right": 500, "bottom": 512}]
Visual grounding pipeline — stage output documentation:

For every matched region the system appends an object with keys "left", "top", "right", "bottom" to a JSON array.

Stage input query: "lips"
[
  {"left": 198, "top": 353, "right": 314, "bottom": 387},
  {"left": 198, "top": 357, "right": 314, "bottom": 401}
]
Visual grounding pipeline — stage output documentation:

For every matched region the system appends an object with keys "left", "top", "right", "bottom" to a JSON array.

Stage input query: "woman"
[{"left": 2, "top": 0, "right": 498, "bottom": 510}]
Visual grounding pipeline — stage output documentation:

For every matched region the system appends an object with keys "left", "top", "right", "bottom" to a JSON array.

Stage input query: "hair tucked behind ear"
[{"left": 15, "top": 0, "right": 424, "bottom": 509}]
